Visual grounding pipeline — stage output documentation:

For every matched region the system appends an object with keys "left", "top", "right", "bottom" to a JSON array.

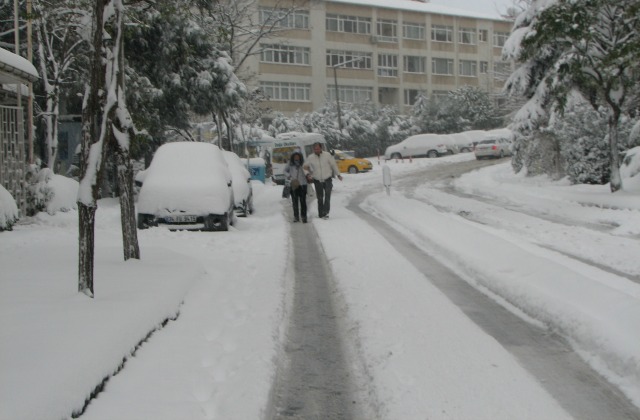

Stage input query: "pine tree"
[{"left": 505, "top": 0, "right": 640, "bottom": 192}]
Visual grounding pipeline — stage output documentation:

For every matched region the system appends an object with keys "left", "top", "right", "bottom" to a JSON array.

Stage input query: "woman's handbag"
[
  {"left": 291, "top": 179, "right": 300, "bottom": 191},
  {"left": 282, "top": 179, "right": 291, "bottom": 198}
]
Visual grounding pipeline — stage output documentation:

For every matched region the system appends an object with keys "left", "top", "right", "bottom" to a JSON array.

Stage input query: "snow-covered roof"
[
  {"left": 0, "top": 47, "right": 39, "bottom": 84},
  {"left": 327, "top": 0, "right": 506, "bottom": 21}
]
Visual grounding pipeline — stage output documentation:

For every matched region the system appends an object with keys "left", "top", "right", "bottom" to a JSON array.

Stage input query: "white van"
[
  {"left": 271, "top": 132, "right": 327, "bottom": 184},
  {"left": 384, "top": 133, "right": 456, "bottom": 160}
]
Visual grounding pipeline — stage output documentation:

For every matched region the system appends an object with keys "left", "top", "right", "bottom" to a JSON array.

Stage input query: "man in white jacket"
[{"left": 304, "top": 142, "right": 343, "bottom": 219}]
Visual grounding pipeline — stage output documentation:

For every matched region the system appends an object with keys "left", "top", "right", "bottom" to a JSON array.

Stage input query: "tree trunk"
[
  {"left": 77, "top": 0, "right": 107, "bottom": 297},
  {"left": 112, "top": 2, "right": 140, "bottom": 261},
  {"left": 117, "top": 152, "right": 140, "bottom": 260},
  {"left": 608, "top": 109, "right": 622, "bottom": 192},
  {"left": 78, "top": 203, "right": 96, "bottom": 297}
]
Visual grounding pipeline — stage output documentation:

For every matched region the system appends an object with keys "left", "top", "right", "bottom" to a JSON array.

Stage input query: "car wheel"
[
  {"left": 238, "top": 200, "right": 248, "bottom": 217},
  {"left": 427, "top": 150, "right": 439, "bottom": 158},
  {"left": 391, "top": 153, "right": 402, "bottom": 159},
  {"left": 137, "top": 213, "right": 156, "bottom": 229},
  {"left": 348, "top": 166, "right": 358, "bottom": 174},
  {"left": 460, "top": 147, "right": 471, "bottom": 153},
  {"left": 203, "top": 214, "right": 228, "bottom": 231}
]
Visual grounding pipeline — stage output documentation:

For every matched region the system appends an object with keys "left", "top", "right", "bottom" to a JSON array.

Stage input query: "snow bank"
[{"left": 0, "top": 184, "right": 18, "bottom": 229}]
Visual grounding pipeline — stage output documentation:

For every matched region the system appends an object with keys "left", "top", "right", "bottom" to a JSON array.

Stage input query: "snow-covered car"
[
  {"left": 474, "top": 137, "right": 513, "bottom": 159},
  {"left": 136, "top": 142, "right": 235, "bottom": 231},
  {"left": 385, "top": 134, "right": 457, "bottom": 160},
  {"left": 446, "top": 133, "right": 476, "bottom": 153},
  {"left": 222, "top": 150, "right": 254, "bottom": 216}
]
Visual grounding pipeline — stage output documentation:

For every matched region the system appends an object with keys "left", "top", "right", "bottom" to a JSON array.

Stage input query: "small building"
[{"left": 0, "top": 47, "right": 39, "bottom": 214}]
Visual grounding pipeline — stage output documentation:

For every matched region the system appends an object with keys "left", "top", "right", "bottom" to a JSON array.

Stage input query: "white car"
[
  {"left": 385, "top": 133, "right": 457, "bottom": 160},
  {"left": 474, "top": 137, "right": 514, "bottom": 159},
  {"left": 137, "top": 142, "right": 236, "bottom": 231},
  {"left": 222, "top": 151, "right": 254, "bottom": 216}
]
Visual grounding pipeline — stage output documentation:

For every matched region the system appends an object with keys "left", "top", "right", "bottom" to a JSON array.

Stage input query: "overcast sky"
[{"left": 429, "top": 0, "right": 515, "bottom": 18}]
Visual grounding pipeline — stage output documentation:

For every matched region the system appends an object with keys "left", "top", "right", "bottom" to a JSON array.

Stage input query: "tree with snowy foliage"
[
  {"left": 124, "top": 2, "right": 219, "bottom": 152},
  {"left": 551, "top": 95, "right": 637, "bottom": 184},
  {"left": 31, "top": 0, "right": 89, "bottom": 171},
  {"left": 504, "top": 0, "right": 640, "bottom": 192},
  {"left": 411, "top": 87, "right": 503, "bottom": 134}
]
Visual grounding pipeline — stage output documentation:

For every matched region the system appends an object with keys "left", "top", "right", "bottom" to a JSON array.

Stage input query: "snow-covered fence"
[{"left": 0, "top": 105, "right": 26, "bottom": 214}]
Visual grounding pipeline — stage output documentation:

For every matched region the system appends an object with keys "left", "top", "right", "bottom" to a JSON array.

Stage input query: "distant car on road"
[
  {"left": 332, "top": 150, "right": 373, "bottom": 174},
  {"left": 385, "top": 134, "right": 457, "bottom": 160},
  {"left": 222, "top": 150, "right": 254, "bottom": 217},
  {"left": 474, "top": 137, "right": 513, "bottom": 159},
  {"left": 137, "top": 142, "right": 236, "bottom": 231}
]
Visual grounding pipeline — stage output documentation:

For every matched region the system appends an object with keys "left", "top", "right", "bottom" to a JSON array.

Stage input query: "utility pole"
[{"left": 331, "top": 57, "right": 364, "bottom": 131}]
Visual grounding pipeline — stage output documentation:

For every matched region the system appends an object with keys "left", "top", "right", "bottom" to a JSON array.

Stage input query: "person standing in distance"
[{"left": 304, "top": 142, "right": 342, "bottom": 219}]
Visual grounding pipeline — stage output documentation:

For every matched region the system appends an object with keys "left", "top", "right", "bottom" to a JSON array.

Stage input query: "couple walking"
[{"left": 284, "top": 142, "right": 343, "bottom": 223}]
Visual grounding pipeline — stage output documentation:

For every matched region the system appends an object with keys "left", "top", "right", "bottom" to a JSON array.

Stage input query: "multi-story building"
[{"left": 247, "top": 0, "right": 513, "bottom": 117}]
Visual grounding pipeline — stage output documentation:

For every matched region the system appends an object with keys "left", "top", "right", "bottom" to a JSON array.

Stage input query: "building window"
[
  {"left": 403, "top": 22, "right": 425, "bottom": 40},
  {"left": 326, "top": 50, "right": 372, "bottom": 69},
  {"left": 403, "top": 55, "right": 426, "bottom": 73},
  {"left": 327, "top": 85, "right": 373, "bottom": 103},
  {"left": 431, "top": 25, "right": 453, "bottom": 42},
  {"left": 377, "top": 54, "right": 398, "bottom": 77},
  {"left": 432, "top": 90, "right": 450, "bottom": 101},
  {"left": 458, "top": 27, "right": 476, "bottom": 45},
  {"left": 404, "top": 89, "right": 423, "bottom": 106},
  {"left": 260, "top": 81, "right": 311, "bottom": 101},
  {"left": 480, "top": 61, "right": 489, "bottom": 74},
  {"left": 494, "top": 31, "right": 509, "bottom": 47},
  {"left": 261, "top": 44, "right": 310, "bottom": 65},
  {"left": 432, "top": 58, "right": 454, "bottom": 75},
  {"left": 259, "top": 8, "right": 309, "bottom": 29},
  {"left": 493, "top": 61, "right": 512, "bottom": 79},
  {"left": 376, "top": 19, "right": 398, "bottom": 42},
  {"left": 326, "top": 14, "right": 371, "bottom": 34},
  {"left": 459, "top": 60, "right": 477, "bottom": 77},
  {"left": 478, "top": 29, "right": 488, "bottom": 42}
]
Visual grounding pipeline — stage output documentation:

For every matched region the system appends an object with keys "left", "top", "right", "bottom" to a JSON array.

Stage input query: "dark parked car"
[{"left": 222, "top": 150, "right": 254, "bottom": 217}]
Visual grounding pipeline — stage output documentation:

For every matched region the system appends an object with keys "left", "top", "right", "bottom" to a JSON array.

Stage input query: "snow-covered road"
[{"left": 2, "top": 152, "right": 639, "bottom": 419}]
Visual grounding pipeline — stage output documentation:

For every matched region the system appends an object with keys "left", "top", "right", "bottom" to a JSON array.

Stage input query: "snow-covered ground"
[{"left": 1, "top": 153, "right": 639, "bottom": 419}]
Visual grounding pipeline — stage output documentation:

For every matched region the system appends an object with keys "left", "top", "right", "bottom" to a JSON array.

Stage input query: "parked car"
[
  {"left": 474, "top": 137, "right": 514, "bottom": 159},
  {"left": 384, "top": 134, "right": 457, "bottom": 160},
  {"left": 136, "top": 142, "right": 235, "bottom": 231},
  {"left": 464, "top": 130, "right": 489, "bottom": 148},
  {"left": 446, "top": 132, "right": 476, "bottom": 153},
  {"left": 222, "top": 150, "right": 254, "bottom": 216},
  {"left": 332, "top": 149, "right": 373, "bottom": 174}
]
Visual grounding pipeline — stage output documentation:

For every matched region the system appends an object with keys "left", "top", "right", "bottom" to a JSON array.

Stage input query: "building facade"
[
  {"left": 0, "top": 47, "right": 38, "bottom": 215},
  {"left": 247, "top": 0, "right": 513, "bottom": 116}
]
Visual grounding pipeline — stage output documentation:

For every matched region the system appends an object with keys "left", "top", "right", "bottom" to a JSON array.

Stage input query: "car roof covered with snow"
[{"left": 137, "top": 142, "right": 232, "bottom": 216}]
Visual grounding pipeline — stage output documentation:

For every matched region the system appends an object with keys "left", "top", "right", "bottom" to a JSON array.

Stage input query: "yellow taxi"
[{"left": 332, "top": 150, "right": 373, "bottom": 174}]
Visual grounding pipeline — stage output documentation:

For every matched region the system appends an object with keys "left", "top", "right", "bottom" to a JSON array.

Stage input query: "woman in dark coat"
[{"left": 284, "top": 151, "right": 308, "bottom": 223}]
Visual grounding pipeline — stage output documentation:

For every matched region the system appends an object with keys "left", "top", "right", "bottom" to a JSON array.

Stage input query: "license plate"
[{"left": 166, "top": 215, "right": 197, "bottom": 223}]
